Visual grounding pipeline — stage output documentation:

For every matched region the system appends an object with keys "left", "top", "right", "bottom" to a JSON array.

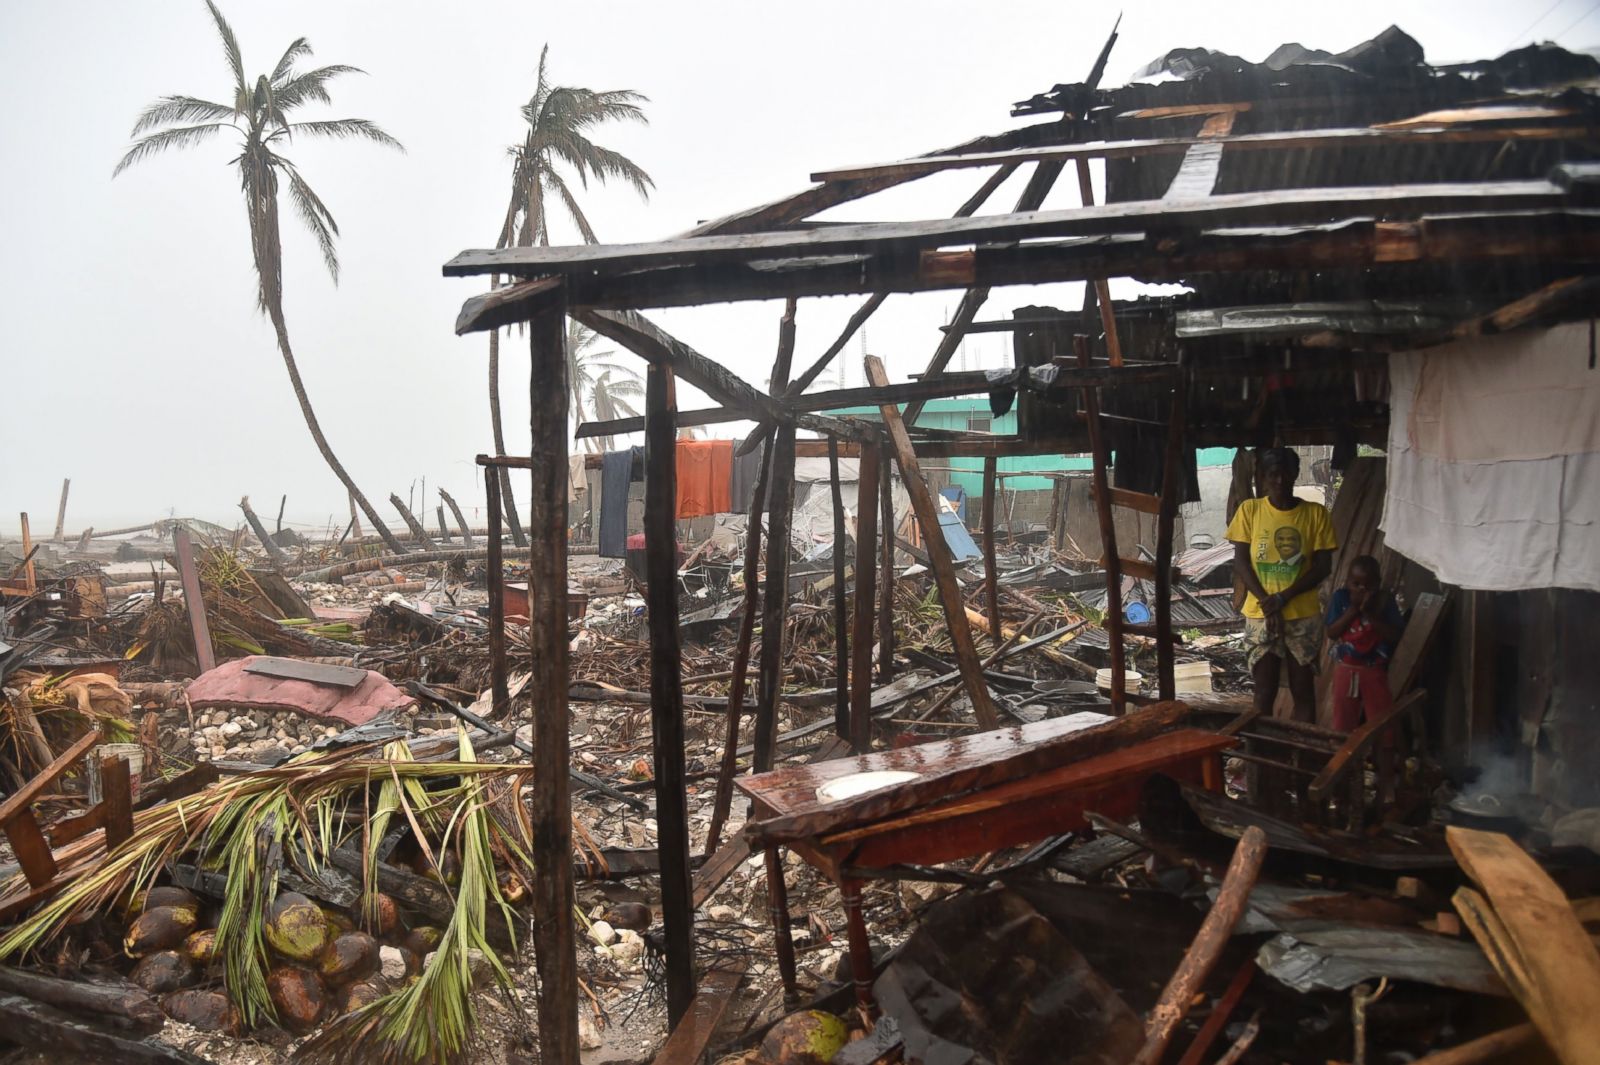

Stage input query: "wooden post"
[
  {"left": 1154, "top": 364, "right": 1188, "bottom": 701},
  {"left": 171, "top": 527, "right": 214, "bottom": 674},
  {"left": 644, "top": 361, "right": 695, "bottom": 1028},
  {"left": 438, "top": 487, "right": 476, "bottom": 546},
  {"left": 981, "top": 457, "right": 1001, "bottom": 642},
  {"left": 52, "top": 480, "right": 69, "bottom": 543},
  {"left": 525, "top": 304, "right": 577, "bottom": 1065},
  {"left": 878, "top": 443, "right": 896, "bottom": 682},
  {"left": 754, "top": 425, "right": 796, "bottom": 771},
  {"left": 1076, "top": 336, "right": 1126, "bottom": 712},
  {"left": 704, "top": 437, "right": 771, "bottom": 856},
  {"left": 753, "top": 301, "right": 798, "bottom": 773},
  {"left": 482, "top": 466, "right": 509, "bottom": 718},
  {"left": 435, "top": 505, "right": 452, "bottom": 543},
  {"left": 17, "top": 514, "right": 35, "bottom": 593},
  {"left": 829, "top": 437, "right": 850, "bottom": 742},
  {"left": 850, "top": 446, "right": 881, "bottom": 754},
  {"left": 864, "top": 355, "right": 998, "bottom": 729},
  {"left": 388, "top": 494, "right": 438, "bottom": 550},
  {"left": 1073, "top": 159, "right": 1124, "bottom": 367},
  {"left": 348, "top": 492, "right": 364, "bottom": 549}
]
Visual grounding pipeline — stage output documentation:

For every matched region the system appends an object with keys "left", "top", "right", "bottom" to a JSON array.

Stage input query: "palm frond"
[
  {"left": 284, "top": 163, "right": 341, "bottom": 281},
  {"left": 546, "top": 169, "right": 598, "bottom": 243},
  {"left": 270, "top": 36, "right": 312, "bottom": 85},
  {"left": 284, "top": 118, "right": 404, "bottom": 151},
  {"left": 203, "top": 0, "right": 247, "bottom": 95},
  {"left": 130, "top": 95, "right": 237, "bottom": 136},
  {"left": 113, "top": 123, "right": 230, "bottom": 176},
  {"left": 273, "top": 63, "right": 364, "bottom": 111}
]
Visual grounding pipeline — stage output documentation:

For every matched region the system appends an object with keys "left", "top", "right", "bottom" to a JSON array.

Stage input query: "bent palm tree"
[
  {"left": 115, "top": 1, "right": 408, "bottom": 554},
  {"left": 567, "top": 323, "right": 644, "bottom": 454},
  {"left": 488, "top": 47, "right": 652, "bottom": 540}
]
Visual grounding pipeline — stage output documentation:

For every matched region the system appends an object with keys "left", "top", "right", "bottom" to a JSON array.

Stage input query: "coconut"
[
  {"left": 496, "top": 870, "right": 528, "bottom": 906},
  {"left": 319, "top": 931, "right": 379, "bottom": 985},
  {"left": 161, "top": 989, "right": 242, "bottom": 1035},
  {"left": 124, "top": 905, "right": 199, "bottom": 958},
  {"left": 131, "top": 950, "right": 196, "bottom": 994},
  {"left": 602, "top": 902, "right": 652, "bottom": 932},
  {"left": 761, "top": 1010, "right": 849, "bottom": 1065},
  {"left": 126, "top": 885, "right": 199, "bottom": 919},
  {"left": 337, "top": 978, "right": 386, "bottom": 1014},
  {"left": 359, "top": 892, "right": 399, "bottom": 935},
  {"left": 401, "top": 926, "right": 442, "bottom": 957},
  {"left": 265, "top": 892, "right": 329, "bottom": 962},
  {"left": 321, "top": 907, "right": 355, "bottom": 936},
  {"left": 266, "top": 965, "right": 327, "bottom": 1031},
  {"left": 182, "top": 928, "right": 218, "bottom": 966}
]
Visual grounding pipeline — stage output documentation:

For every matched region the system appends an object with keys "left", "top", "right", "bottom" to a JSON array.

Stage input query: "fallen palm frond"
[
  {"left": 299, "top": 731, "right": 532, "bottom": 1065},
  {"left": 0, "top": 738, "right": 533, "bottom": 1053}
]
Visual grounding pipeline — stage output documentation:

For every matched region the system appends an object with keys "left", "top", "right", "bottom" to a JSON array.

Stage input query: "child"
[{"left": 1324, "top": 555, "right": 1406, "bottom": 732}]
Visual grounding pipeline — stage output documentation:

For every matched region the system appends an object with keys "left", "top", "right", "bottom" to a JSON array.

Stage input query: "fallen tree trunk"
[
  {"left": 0, "top": 967, "right": 162, "bottom": 1035},
  {"left": 291, "top": 547, "right": 497, "bottom": 583},
  {"left": 0, "top": 992, "right": 207, "bottom": 1063}
]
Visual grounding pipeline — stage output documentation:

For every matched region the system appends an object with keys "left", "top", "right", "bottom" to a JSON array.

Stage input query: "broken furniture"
[
  {"left": 738, "top": 708, "right": 1233, "bottom": 1010},
  {"left": 0, "top": 730, "right": 132, "bottom": 922}
]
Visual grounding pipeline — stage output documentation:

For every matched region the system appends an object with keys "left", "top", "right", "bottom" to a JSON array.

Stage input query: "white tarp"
[{"left": 1381, "top": 320, "right": 1600, "bottom": 591}]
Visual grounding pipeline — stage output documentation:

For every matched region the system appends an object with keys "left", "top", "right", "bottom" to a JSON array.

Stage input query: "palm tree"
[
  {"left": 566, "top": 323, "right": 644, "bottom": 454},
  {"left": 115, "top": 1, "right": 408, "bottom": 554},
  {"left": 487, "top": 47, "right": 652, "bottom": 538}
]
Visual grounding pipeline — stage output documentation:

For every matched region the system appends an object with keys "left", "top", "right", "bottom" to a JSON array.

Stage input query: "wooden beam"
[
  {"left": 851, "top": 446, "right": 881, "bottom": 753},
  {"left": 1154, "top": 366, "right": 1188, "bottom": 700},
  {"left": 525, "top": 301, "right": 578, "bottom": 1065},
  {"left": 444, "top": 181, "right": 1569, "bottom": 280},
  {"left": 17, "top": 514, "right": 35, "bottom": 593},
  {"left": 643, "top": 361, "right": 696, "bottom": 1027},
  {"left": 1078, "top": 336, "right": 1125, "bottom": 712},
  {"left": 754, "top": 302, "right": 800, "bottom": 772},
  {"left": 865, "top": 355, "right": 997, "bottom": 729},
  {"left": 810, "top": 123, "right": 1600, "bottom": 185},
  {"left": 459, "top": 210, "right": 1600, "bottom": 321},
  {"left": 651, "top": 962, "right": 747, "bottom": 1065},
  {"left": 704, "top": 436, "right": 771, "bottom": 855},
  {"left": 483, "top": 466, "right": 508, "bottom": 717},
  {"left": 1307, "top": 689, "right": 1428, "bottom": 803},
  {"left": 877, "top": 443, "right": 896, "bottom": 683},
  {"left": 1096, "top": 484, "right": 1162, "bottom": 515},
  {"left": 573, "top": 308, "right": 871, "bottom": 442}
]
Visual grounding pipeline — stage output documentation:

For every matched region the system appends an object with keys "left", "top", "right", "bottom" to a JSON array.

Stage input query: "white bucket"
[
  {"left": 1175, "top": 660, "right": 1214, "bottom": 694},
  {"left": 1096, "top": 668, "right": 1143, "bottom": 693},
  {"left": 86, "top": 743, "right": 144, "bottom": 804}
]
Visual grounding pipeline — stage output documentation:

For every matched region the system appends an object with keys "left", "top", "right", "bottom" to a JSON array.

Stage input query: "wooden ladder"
[{"left": 1071, "top": 336, "right": 1189, "bottom": 710}]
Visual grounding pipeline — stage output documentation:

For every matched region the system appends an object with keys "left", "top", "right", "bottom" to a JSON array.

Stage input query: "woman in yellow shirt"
[{"left": 1225, "top": 448, "right": 1337, "bottom": 722}]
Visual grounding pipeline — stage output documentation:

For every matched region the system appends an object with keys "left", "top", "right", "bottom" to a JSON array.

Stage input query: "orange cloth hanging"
[{"left": 676, "top": 439, "right": 734, "bottom": 517}]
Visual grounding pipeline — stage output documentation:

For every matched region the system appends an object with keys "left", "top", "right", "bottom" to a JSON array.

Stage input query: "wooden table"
[{"left": 738, "top": 718, "right": 1233, "bottom": 1009}]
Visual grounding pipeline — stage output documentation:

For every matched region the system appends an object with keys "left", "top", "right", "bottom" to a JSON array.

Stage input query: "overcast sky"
[{"left": 2, "top": 0, "right": 1588, "bottom": 536}]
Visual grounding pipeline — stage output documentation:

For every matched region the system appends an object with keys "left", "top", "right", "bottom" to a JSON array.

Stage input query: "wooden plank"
[
  {"left": 644, "top": 361, "right": 695, "bottom": 1028},
  {"left": 1096, "top": 484, "right": 1162, "bottom": 514},
  {"left": 1448, "top": 826, "right": 1600, "bottom": 1065},
  {"left": 810, "top": 124, "right": 1600, "bottom": 186},
  {"left": 754, "top": 302, "right": 800, "bottom": 774},
  {"left": 1389, "top": 592, "right": 1449, "bottom": 697},
  {"left": 483, "top": 466, "right": 509, "bottom": 717},
  {"left": 242, "top": 657, "right": 367, "bottom": 689},
  {"left": 444, "top": 181, "right": 1570, "bottom": 280},
  {"left": 171, "top": 526, "right": 214, "bottom": 674},
  {"left": 865, "top": 355, "right": 997, "bottom": 729},
  {"left": 651, "top": 961, "right": 747, "bottom": 1065},
  {"left": 18, "top": 514, "right": 35, "bottom": 592},
  {"left": 5, "top": 810, "right": 57, "bottom": 887},
  {"left": 692, "top": 833, "right": 753, "bottom": 909},
  {"left": 0, "top": 992, "right": 212, "bottom": 1065},
  {"left": 878, "top": 442, "right": 896, "bottom": 682},
  {"left": 851, "top": 446, "right": 881, "bottom": 753},
  {"left": 99, "top": 754, "right": 134, "bottom": 851},
  {"left": 1406, "top": 1024, "right": 1539, "bottom": 1065},
  {"left": 525, "top": 303, "right": 578, "bottom": 1065}
]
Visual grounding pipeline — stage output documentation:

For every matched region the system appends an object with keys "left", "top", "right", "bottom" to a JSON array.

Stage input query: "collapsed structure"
[{"left": 0, "top": 21, "right": 1597, "bottom": 1065}]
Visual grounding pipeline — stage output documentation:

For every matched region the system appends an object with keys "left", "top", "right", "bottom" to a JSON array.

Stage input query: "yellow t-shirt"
[{"left": 1225, "top": 497, "right": 1337, "bottom": 620}]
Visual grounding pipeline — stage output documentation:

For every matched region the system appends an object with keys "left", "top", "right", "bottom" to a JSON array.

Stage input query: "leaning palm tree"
[
  {"left": 487, "top": 47, "right": 653, "bottom": 539},
  {"left": 115, "top": 1, "right": 408, "bottom": 554},
  {"left": 566, "top": 322, "right": 644, "bottom": 454}
]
